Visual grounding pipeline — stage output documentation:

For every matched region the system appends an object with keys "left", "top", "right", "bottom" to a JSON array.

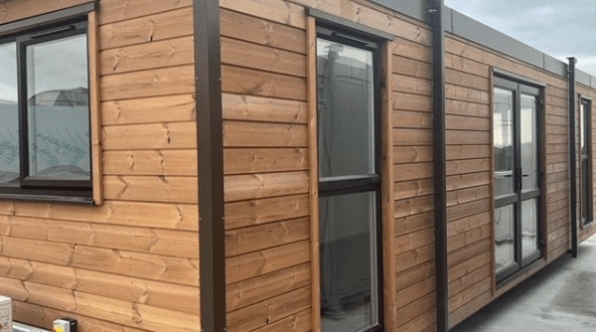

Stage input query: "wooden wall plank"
[
  {"left": 99, "top": 0, "right": 192, "bottom": 24},
  {"left": 222, "top": 65, "right": 307, "bottom": 101},
  {"left": 103, "top": 150, "right": 197, "bottom": 176},
  {"left": 221, "top": 37, "right": 306, "bottom": 77},
  {"left": 220, "top": 8, "right": 306, "bottom": 54},
  {"left": 222, "top": 93, "right": 307, "bottom": 124},
  {"left": 100, "top": 65, "right": 195, "bottom": 101},
  {"left": 102, "top": 94, "right": 196, "bottom": 125},
  {"left": 224, "top": 148, "right": 308, "bottom": 175},
  {"left": 99, "top": 7, "right": 193, "bottom": 49},
  {"left": 224, "top": 172, "right": 309, "bottom": 202},
  {"left": 71, "top": 246, "right": 198, "bottom": 286},
  {"left": 226, "top": 241, "right": 310, "bottom": 285},
  {"left": 11, "top": 201, "right": 198, "bottom": 231},
  {"left": 103, "top": 122, "right": 196, "bottom": 150},
  {"left": 103, "top": 176, "right": 197, "bottom": 203},
  {"left": 225, "top": 194, "right": 309, "bottom": 230},
  {"left": 225, "top": 218, "right": 309, "bottom": 257},
  {"left": 223, "top": 122, "right": 307, "bottom": 147},
  {"left": 0, "top": 0, "right": 93, "bottom": 23},
  {"left": 101, "top": 36, "right": 194, "bottom": 75}
]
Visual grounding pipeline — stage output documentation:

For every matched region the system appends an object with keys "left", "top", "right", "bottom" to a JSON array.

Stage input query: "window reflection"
[
  {"left": 26, "top": 33, "right": 90, "bottom": 181},
  {"left": 317, "top": 39, "right": 375, "bottom": 179},
  {"left": 0, "top": 42, "right": 19, "bottom": 184}
]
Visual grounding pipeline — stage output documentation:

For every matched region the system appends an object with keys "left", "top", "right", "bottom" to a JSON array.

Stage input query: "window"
[
  {"left": 493, "top": 74, "right": 544, "bottom": 283},
  {"left": 316, "top": 23, "right": 383, "bottom": 332},
  {"left": 580, "top": 98, "right": 593, "bottom": 226},
  {"left": 0, "top": 19, "right": 92, "bottom": 201}
]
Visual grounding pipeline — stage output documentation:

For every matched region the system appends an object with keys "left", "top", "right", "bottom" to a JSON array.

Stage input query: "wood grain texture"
[
  {"left": 89, "top": 10, "right": 103, "bottom": 205},
  {"left": 306, "top": 15, "right": 321, "bottom": 332},
  {"left": 0, "top": 0, "right": 94, "bottom": 24}
]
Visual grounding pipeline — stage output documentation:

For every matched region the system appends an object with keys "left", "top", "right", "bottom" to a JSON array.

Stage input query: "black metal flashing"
[
  {"left": 428, "top": 0, "right": 448, "bottom": 331},
  {"left": 493, "top": 68, "right": 547, "bottom": 88},
  {"left": 0, "top": 2, "right": 98, "bottom": 35},
  {"left": 306, "top": 8, "right": 394, "bottom": 41},
  {"left": 194, "top": 0, "right": 226, "bottom": 331},
  {"left": 568, "top": 57, "right": 578, "bottom": 258}
]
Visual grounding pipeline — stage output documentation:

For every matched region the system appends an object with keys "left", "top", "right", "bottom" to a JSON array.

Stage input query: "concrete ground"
[{"left": 452, "top": 234, "right": 596, "bottom": 332}]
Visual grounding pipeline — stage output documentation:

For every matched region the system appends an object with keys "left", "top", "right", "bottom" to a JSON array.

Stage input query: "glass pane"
[
  {"left": 495, "top": 205, "right": 515, "bottom": 273},
  {"left": 521, "top": 94, "right": 538, "bottom": 191},
  {"left": 0, "top": 42, "right": 19, "bottom": 184},
  {"left": 521, "top": 199, "right": 539, "bottom": 258},
  {"left": 582, "top": 161, "right": 589, "bottom": 222},
  {"left": 320, "top": 191, "right": 378, "bottom": 332},
  {"left": 26, "top": 33, "right": 90, "bottom": 181},
  {"left": 581, "top": 102, "right": 586, "bottom": 156},
  {"left": 494, "top": 88, "right": 515, "bottom": 197},
  {"left": 317, "top": 38, "right": 375, "bottom": 179}
]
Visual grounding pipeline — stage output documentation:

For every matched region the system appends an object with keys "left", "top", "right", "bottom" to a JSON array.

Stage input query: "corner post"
[
  {"left": 194, "top": 0, "right": 226, "bottom": 331},
  {"left": 428, "top": 0, "right": 449, "bottom": 331},
  {"left": 568, "top": 57, "right": 578, "bottom": 258}
]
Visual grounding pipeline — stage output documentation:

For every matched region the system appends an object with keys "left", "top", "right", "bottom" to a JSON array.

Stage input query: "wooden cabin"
[{"left": 0, "top": 0, "right": 595, "bottom": 331}]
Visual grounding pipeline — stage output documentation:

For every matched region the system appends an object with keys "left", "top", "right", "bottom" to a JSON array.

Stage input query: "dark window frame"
[
  {"left": 0, "top": 18, "right": 92, "bottom": 202},
  {"left": 493, "top": 73, "right": 545, "bottom": 285},
  {"left": 316, "top": 22, "right": 385, "bottom": 332},
  {"left": 581, "top": 97, "right": 593, "bottom": 227}
]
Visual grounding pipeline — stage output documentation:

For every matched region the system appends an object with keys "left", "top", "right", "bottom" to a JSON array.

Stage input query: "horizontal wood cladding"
[
  {"left": 102, "top": 95, "right": 196, "bottom": 125},
  {"left": 220, "top": 7, "right": 314, "bottom": 332},
  {"left": 0, "top": 0, "right": 95, "bottom": 24},
  {"left": 444, "top": 33, "right": 571, "bottom": 328},
  {"left": 577, "top": 84, "right": 596, "bottom": 243},
  {"left": 220, "top": 8, "right": 306, "bottom": 54},
  {"left": 101, "top": 36, "right": 194, "bottom": 75},
  {"left": 99, "top": 6, "right": 193, "bottom": 49},
  {"left": 98, "top": 0, "right": 192, "bottom": 24},
  {"left": 0, "top": 258, "right": 198, "bottom": 314},
  {"left": 0, "top": 1, "right": 200, "bottom": 331}
]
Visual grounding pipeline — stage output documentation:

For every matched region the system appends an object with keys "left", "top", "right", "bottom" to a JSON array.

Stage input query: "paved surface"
[{"left": 452, "top": 234, "right": 596, "bottom": 332}]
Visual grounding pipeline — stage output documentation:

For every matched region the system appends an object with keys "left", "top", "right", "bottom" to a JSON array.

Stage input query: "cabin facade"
[{"left": 0, "top": 0, "right": 595, "bottom": 332}]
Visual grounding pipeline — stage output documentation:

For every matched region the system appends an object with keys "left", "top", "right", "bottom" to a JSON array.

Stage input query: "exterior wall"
[
  {"left": 1, "top": 1, "right": 595, "bottom": 332},
  {"left": 219, "top": 6, "right": 311, "bottom": 332},
  {"left": 0, "top": 1, "right": 199, "bottom": 331},
  {"left": 218, "top": 1, "right": 437, "bottom": 331},
  {"left": 444, "top": 34, "right": 570, "bottom": 327},
  {"left": 217, "top": 1, "right": 586, "bottom": 332},
  {"left": 577, "top": 83, "right": 596, "bottom": 243}
]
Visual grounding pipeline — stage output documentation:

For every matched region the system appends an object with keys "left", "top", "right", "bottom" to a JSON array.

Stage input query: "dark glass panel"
[
  {"left": 26, "top": 33, "right": 90, "bottom": 181},
  {"left": 521, "top": 94, "right": 538, "bottom": 191},
  {"left": 320, "top": 191, "right": 378, "bottom": 332},
  {"left": 521, "top": 198, "right": 539, "bottom": 259},
  {"left": 495, "top": 204, "right": 515, "bottom": 274},
  {"left": 0, "top": 42, "right": 19, "bottom": 184},
  {"left": 581, "top": 102, "right": 586, "bottom": 156},
  {"left": 494, "top": 88, "right": 514, "bottom": 197},
  {"left": 317, "top": 38, "right": 375, "bottom": 180}
]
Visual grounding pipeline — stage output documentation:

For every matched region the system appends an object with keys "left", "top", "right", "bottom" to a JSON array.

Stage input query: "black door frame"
[{"left": 494, "top": 75, "right": 545, "bottom": 284}]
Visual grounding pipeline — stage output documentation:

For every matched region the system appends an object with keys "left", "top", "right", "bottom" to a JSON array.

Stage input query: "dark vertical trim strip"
[
  {"left": 428, "top": 0, "right": 448, "bottom": 331},
  {"left": 568, "top": 57, "right": 578, "bottom": 258},
  {"left": 194, "top": 0, "right": 226, "bottom": 331}
]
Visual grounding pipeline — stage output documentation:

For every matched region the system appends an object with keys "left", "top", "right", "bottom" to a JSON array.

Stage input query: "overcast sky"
[{"left": 445, "top": 0, "right": 596, "bottom": 76}]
